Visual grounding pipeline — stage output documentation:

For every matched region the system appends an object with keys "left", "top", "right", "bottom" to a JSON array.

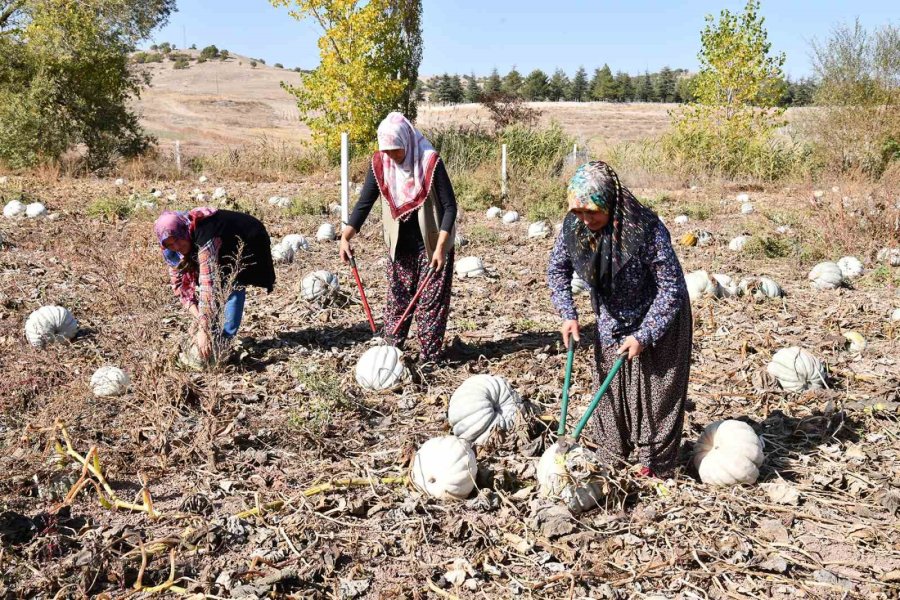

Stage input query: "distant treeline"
[{"left": 420, "top": 65, "right": 817, "bottom": 107}]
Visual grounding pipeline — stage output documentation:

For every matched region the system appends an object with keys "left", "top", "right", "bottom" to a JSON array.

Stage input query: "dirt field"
[{"left": 0, "top": 171, "right": 898, "bottom": 598}]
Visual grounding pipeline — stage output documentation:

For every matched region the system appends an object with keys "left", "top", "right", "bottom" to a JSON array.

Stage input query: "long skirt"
[
  {"left": 587, "top": 297, "right": 693, "bottom": 477},
  {"left": 383, "top": 247, "right": 454, "bottom": 361}
]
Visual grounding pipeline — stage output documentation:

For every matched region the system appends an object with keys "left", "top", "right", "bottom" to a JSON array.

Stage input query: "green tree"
[
  {"left": 446, "top": 74, "right": 464, "bottom": 103},
  {"left": 522, "top": 69, "right": 549, "bottom": 101},
  {"left": 0, "top": 0, "right": 175, "bottom": 169},
  {"left": 590, "top": 64, "right": 615, "bottom": 100},
  {"left": 502, "top": 66, "right": 523, "bottom": 97},
  {"left": 220, "top": 49, "right": 230, "bottom": 60},
  {"left": 613, "top": 71, "right": 633, "bottom": 101},
  {"left": 664, "top": 0, "right": 788, "bottom": 178},
  {"left": 200, "top": 44, "right": 219, "bottom": 59},
  {"left": 655, "top": 66, "right": 677, "bottom": 102},
  {"left": 568, "top": 66, "right": 588, "bottom": 101},
  {"left": 637, "top": 71, "right": 654, "bottom": 101},
  {"left": 271, "top": 0, "right": 424, "bottom": 156},
  {"left": 547, "top": 68, "right": 569, "bottom": 101},
  {"left": 483, "top": 68, "right": 502, "bottom": 95},
  {"left": 463, "top": 72, "right": 481, "bottom": 103}
]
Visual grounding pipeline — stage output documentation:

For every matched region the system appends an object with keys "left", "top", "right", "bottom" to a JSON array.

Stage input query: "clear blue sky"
[{"left": 147, "top": 1, "right": 896, "bottom": 78}]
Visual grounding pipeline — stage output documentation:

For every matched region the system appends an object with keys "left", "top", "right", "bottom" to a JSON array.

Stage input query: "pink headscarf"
[
  {"left": 372, "top": 112, "right": 439, "bottom": 221},
  {"left": 154, "top": 207, "right": 217, "bottom": 305}
]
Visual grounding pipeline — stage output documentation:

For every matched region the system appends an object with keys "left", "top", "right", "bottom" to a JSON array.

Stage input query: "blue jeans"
[{"left": 222, "top": 289, "right": 246, "bottom": 339}]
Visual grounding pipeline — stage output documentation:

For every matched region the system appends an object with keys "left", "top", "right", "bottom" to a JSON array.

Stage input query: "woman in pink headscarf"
[
  {"left": 339, "top": 112, "right": 458, "bottom": 363},
  {"left": 154, "top": 207, "right": 275, "bottom": 360}
]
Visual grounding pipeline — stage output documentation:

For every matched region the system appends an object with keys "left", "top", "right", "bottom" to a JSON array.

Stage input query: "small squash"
[
  {"left": 411, "top": 436, "right": 477, "bottom": 500},
  {"left": 271, "top": 243, "right": 294, "bottom": 264},
  {"left": 455, "top": 256, "right": 486, "bottom": 278},
  {"left": 876, "top": 247, "right": 900, "bottom": 267},
  {"left": 766, "top": 346, "right": 826, "bottom": 392},
  {"left": 892, "top": 308, "right": 900, "bottom": 322},
  {"left": 712, "top": 274, "right": 739, "bottom": 297},
  {"left": 527, "top": 221, "right": 551, "bottom": 239},
  {"left": 837, "top": 256, "right": 864, "bottom": 279},
  {"left": 281, "top": 234, "right": 309, "bottom": 252},
  {"left": 268, "top": 195, "right": 291, "bottom": 208},
  {"left": 738, "top": 276, "right": 783, "bottom": 299},
  {"left": 486, "top": 206, "right": 502, "bottom": 219},
  {"left": 537, "top": 441, "right": 607, "bottom": 514},
  {"left": 25, "top": 305, "right": 79, "bottom": 347},
  {"left": 355, "top": 345, "right": 408, "bottom": 392},
  {"left": 448, "top": 374, "right": 522, "bottom": 445},
  {"left": 300, "top": 270, "right": 340, "bottom": 303},
  {"left": 693, "top": 420, "right": 764, "bottom": 486},
  {"left": 696, "top": 230, "right": 714, "bottom": 247},
  {"left": 679, "top": 232, "right": 698, "bottom": 247},
  {"left": 728, "top": 235, "right": 750, "bottom": 251},
  {"left": 740, "top": 203, "right": 754, "bottom": 215},
  {"left": 90, "top": 366, "right": 130, "bottom": 397},
  {"left": 808, "top": 262, "right": 844, "bottom": 290},
  {"left": 316, "top": 223, "right": 336, "bottom": 241},
  {"left": 4, "top": 200, "right": 26, "bottom": 218},
  {"left": 502, "top": 211, "right": 520, "bottom": 224},
  {"left": 843, "top": 331, "right": 866, "bottom": 352},
  {"left": 684, "top": 270, "right": 723, "bottom": 302},
  {"left": 571, "top": 272, "right": 590, "bottom": 295},
  {"left": 673, "top": 214, "right": 689, "bottom": 225}
]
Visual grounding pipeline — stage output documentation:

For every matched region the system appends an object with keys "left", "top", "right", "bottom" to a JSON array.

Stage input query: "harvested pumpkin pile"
[{"left": 0, "top": 176, "right": 898, "bottom": 598}]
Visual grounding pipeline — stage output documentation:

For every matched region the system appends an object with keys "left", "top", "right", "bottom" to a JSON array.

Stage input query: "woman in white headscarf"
[{"left": 339, "top": 112, "right": 458, "bottom": 362}]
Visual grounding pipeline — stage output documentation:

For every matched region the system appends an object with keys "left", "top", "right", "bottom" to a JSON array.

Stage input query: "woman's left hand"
[
  {"left": 195, "top": 329, "right": 212, "bottom": 359},
  {"left": 617, "top": 335, "right": 644, "bottom": 360},
  {"left": 430, "top": 244, "right": 446, "bottom": 272}
]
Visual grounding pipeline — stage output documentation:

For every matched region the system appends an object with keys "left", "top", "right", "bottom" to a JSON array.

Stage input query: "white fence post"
[
  {"left": 174, "top": 140, "right": 182, "bottom": 173},
  {"left": 501, "top": 143, "right": 508, "bottom": 198},
  {"left": 572, "top": 143, "right": 578, "bottom": 167},
  {"left": 340, "top": 132, "right": 349, "bottom": 227}
]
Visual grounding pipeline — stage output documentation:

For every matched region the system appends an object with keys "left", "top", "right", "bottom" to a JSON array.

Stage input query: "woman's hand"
[
  {"left": 430, "top": 243, "right": 446, "bottom": 271},
  {"left": 617, "top": 335, "right": 644, "bottom": 360},
  {"left": 339, "top": 226, "right": 356, "bottom": 264},
  {"left": 561, "top": 319, "right": 580, "bottom": 347},
  {"left": 195, "top": 328, "right": 212, "bottom": 359}
]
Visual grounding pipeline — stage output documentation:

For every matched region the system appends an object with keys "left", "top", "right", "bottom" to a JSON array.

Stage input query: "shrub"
[
  {"left": 200, "top": 44, "right": 219, "bottom": 60},
  {"left": 480, "top": 92, "right": 542, "bottom": 131},
  {"left": 249, "top": 60, "right": 257, "bottom": 68},
  {"left": 743, "top": 234, "right": 793, "bottom": 259},
  {"left": 518, "top": 176, "right": 566, "bottom": 222},
  {"left": 197, "top": 57, "right": 206, "bottom": 64},
  {"left": 274, "top": 63, "right": 283, "bottom": 69},
  {"left": 285, "top": 189, "right": 331, "bottom": 217},
  {"left": 87, "top": 197, "right": 133, "bottom": 221},
  {"left": 173, "top": 59, "right": 189, "bottom": 70},
  {"left": 188, "top": 138, "right": 329, "bottom": 181},
  {"left": 452, "top": 171, "right": 498, "bottom": 212},
  {"left": 220, "top": 49, "right": 229, "bottom": 60}
]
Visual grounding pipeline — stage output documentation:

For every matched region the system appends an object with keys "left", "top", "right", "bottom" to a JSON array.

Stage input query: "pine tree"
[
  {"left": 569, "top": 66, "right": 588, "bottom": 101},
  {"left": 614, "top": 72, "right": 634, "bottom": 101},
  {"left": 463, "top": 72, "right": 481, "bottom": 102},
  {"left": 637, "top": 71, "right": 654, "bottom": 102},
  {"left": 655, "top": 66, "right": 677, "bottom": 102},
  {"left": 547, "top": 68, "right": 570, "bottom": 101},
  {"left": 483, "top": 68, "right": 502, "bottom": 95},
  {"left": 590, "top": 64, "right": 616, "bottom": 101},
  {"left": 522, "top": 69, "right": 549, "bottom": 100},
  {"left": 447, "top": 74, "right": 465, "bottom": 103},
  {"left": 502, "top": 66, "right": 523, "bottom": 97}
]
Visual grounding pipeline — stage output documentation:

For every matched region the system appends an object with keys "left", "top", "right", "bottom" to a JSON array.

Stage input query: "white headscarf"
[{"left": 373, "top": 112, "right": 440, "bottom": 221}]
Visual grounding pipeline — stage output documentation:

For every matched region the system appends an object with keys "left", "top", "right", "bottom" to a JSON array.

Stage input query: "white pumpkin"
[
  {"left": 455, "top": 256, "right": 485, "bottom": 278},
  {"left": 281, "top": 234, "right": 309, "bottom": 252},
  {"left": 766, "top": 347, "right": 826, "bottom": 392},
  {"left": 25, "top": 305, "right": 79, "bottom": 347},
  {"left": 738, "top": 276, "right": 783, "bottom": 299},
  {"left": 195, "top": 193, "right": 207, "bottom": 202},
  {"left": 271, "top": 243, "right": 294, "bottom": 264},
  {"left": 892, "top": 308, "right": 900, "bottom": 322},
  {"left": 486, "top": 206, "right": 502, "bottom": 219},
  {"left": 316, "top": 223, "right": 336, "bottom": 241},
  {"left": 693, "top": 420, "right": 764, "bottom": 486},
  {"left": 300, "top": 270, "right": 339, "bottom": 302},
  {"left": 837, "top": 256, "right": 864, "bottom": 279},
  {"left": 268, "top": 195, "right": 291, "bottom": 208},
  {"left": 696, "top": 230, "right": 714, "bottom": 247},
  {"left": 411, "top": 436, "right": 477, "bottom": 500},
  {"left": 90, "top": 366, "right": 130, "bottom": 397},
  {"left": 740, "top": 203, "right": 754, "bottom": 215},
  {"left": 502, "top": 211, "right": 520, "bottom": 224},
  {"left": 329, "top": 203, "right": 342, "bottom": 215},
  {"left": 877, "top": 248, "right": 900, "bottom": 267},
  {"left": 448, "top": 374, "right": 522, "bottom": 445},
  {"left": 198, "top": 175, "right": 209, "bottom": 184},
  {"left": 537, "top": 442, "right": 606, "bottom": 514},
  {"left": 673, "top": 214, "right": 689, "bottom": 225},
  {"left": 571, "top": 272, "right": 590, "bottom": 295},
  {"left": 527, "top": 221, "right": 551, "bottom": 239},
  {"left": 3, "top": 200, "right": 26, "bottom": 218},
  {"left": 736, "top": 193, "right": 751, "bottom": 203},
  {"left": 212, "top": 187, "right": 227, "bottom": 200},
  {"left": 813, "top": 190, "right": 825, "bottom": 199},
  {"left": 712, "top": 274, "right": 739, "bottom": 297},
  {"left": 685, "top": 270, "right": 723, "bottom": 302},
  {"left": 355, "top": 345, "right": 408, "bottom": 391},
  {"left": 151, "top": 189, "right": 163, "bottom": 198},
  {"left": 728, "top": 235, "right": 750, "bottom": 251},
  {"left": 775, "top": 225, "right": 792, "bottom": 235},
  {"left": 454, "top": 234, "right": 468, "bottom": 248},
  {"left": 808, "top": 262, "right": 844, "bottom": 290},
  {"left": 843, "top": 331, "right": 866, "bottom": 352},
  {"left": 166, "top": 193, "right": 177, "bottom": 202}
]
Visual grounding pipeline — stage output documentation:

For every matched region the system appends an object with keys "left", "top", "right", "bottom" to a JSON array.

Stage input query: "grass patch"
[
  {"left": 675, "top": 201, "right": 715, "bottom": 221},
  {"left": 285, "top": 189, "right": 331, "bottom": 217},
  {"left": 639, "top": 192, "right": 672, "bottom": 213},
  {"left": 513, "top": 318, "right": 541, "bottom": 332},
  {"left": 287, "top": 366, "right": 347, "bottom": 430},
  {"left": 453, "top": 171, "right": 499, "bottom": 212},
  {"left": 466, "top": 224, "right": 499, "bottom": 245},
  {"left": 518, "top": 177, "right": 566, "bottom": 222},
  {"left": 742, "top": 234, "right": 794, "bottom": 259},
  {"left": 762, "top": 209, "right": 803, "bottom": 227},
  {"left": 456, "top": 318, "right": 478, "bottom": 332},
  {"left": 86, "top": 196, "right": 133, "bottom": 221}
]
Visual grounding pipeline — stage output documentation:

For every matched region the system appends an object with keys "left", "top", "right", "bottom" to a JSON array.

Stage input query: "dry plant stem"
[
  {"left": 54, "top": 422, "right": 160, "bottom": 518},
  {"left": 234, "top": 476, "right": 407, "bottom": 519},
  {"left": 426, "top": 579, "right": 461, "bottom": 600},
  {"left": 131, "top": 546, "right": 188, "bottom": 596}
]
